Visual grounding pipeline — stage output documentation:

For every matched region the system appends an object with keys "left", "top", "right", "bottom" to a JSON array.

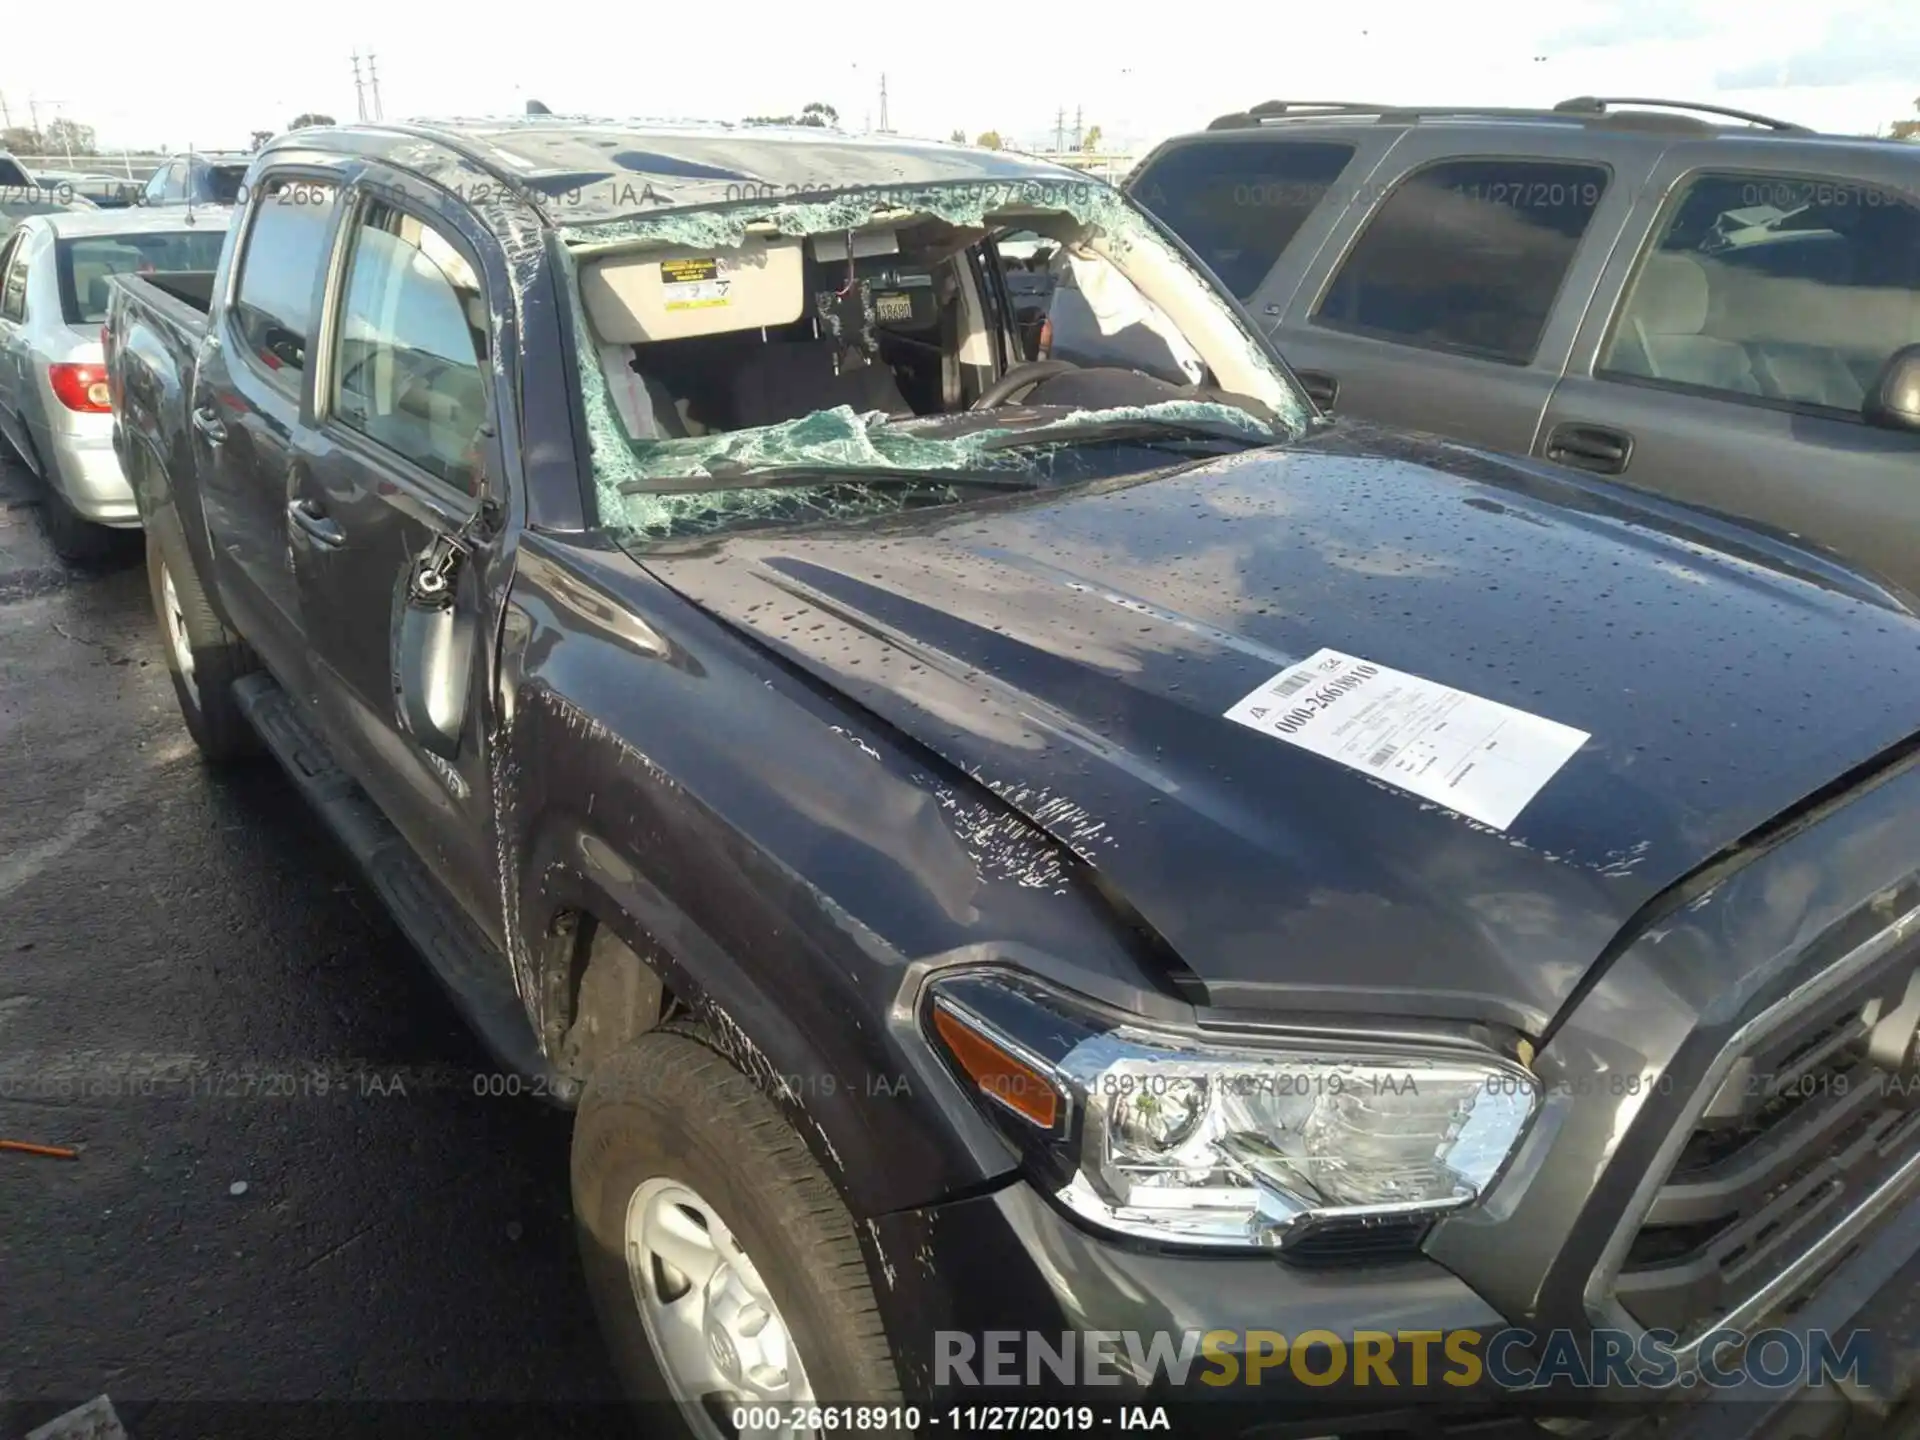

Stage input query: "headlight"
[{"left": 926, "top": 972, "right": 1539, "bottom": 1252}]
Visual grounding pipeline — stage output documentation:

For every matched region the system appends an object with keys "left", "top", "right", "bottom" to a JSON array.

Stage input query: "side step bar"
[{"left": 231, "top": 673, "right": 570, "bottom": 1100}]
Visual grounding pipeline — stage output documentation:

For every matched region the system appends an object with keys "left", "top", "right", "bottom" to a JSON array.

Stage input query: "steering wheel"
[{"left": 970, "top": 359, "right": 1081, "bottom": 411}]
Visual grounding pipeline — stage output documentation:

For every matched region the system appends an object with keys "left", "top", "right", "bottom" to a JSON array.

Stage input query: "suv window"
[
  {"left": 230, "top": 178, "right": 341, "bottom": 393},
  {"left": 1599, "top": 173, "right": 1920, "bottom": 414},
  {"left": 1314, "top": 158, "right": 1610, "bottom": 364},
  {"left": 200, "top": 164, "right": 249, "bottom": 206},
  {"left": 331, "top": 200, "right": 491, "bottom": 494},
  {"left": 1131, "top": 139, "right": 1356, "bottom": 300}
]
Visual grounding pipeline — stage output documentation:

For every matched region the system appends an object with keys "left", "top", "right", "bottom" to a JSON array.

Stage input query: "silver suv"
[{"left": 1128, "top": 97, "right": 1920, "bottom": 595}]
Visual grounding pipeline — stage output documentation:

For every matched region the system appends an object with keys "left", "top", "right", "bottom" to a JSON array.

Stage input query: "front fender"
[{"left": 492, "top": 535, "right": 1160, "bottom": 1215}]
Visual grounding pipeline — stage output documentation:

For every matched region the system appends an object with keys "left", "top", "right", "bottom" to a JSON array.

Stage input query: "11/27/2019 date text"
[{"left": 729, "top": 1405, "right": 1173, "bottom": 1433}]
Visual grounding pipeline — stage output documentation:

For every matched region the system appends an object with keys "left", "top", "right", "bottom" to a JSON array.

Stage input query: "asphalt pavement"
[{"left": 0, "top": 455, "right": 625, "bottom": 1437}]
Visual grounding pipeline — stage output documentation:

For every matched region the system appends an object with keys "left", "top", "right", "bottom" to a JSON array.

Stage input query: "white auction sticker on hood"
[{"left": 1223, "top": 649, "right": 1589, "bottom": 831}]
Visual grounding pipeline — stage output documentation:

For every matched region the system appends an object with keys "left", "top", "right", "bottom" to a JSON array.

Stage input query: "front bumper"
[{"left": 871, "top": 1179, "right": 1920, "bottom": 1438}]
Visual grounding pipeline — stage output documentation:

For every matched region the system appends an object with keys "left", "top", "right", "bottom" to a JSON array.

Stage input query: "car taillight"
[{"left": 49, "top": 362, "right": 112, "bottom": 414}]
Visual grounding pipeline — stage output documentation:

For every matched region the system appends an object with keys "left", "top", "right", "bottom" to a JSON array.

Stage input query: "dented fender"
[{"left": 490, "top": 533, "right": 1163, "bottom": 1215}]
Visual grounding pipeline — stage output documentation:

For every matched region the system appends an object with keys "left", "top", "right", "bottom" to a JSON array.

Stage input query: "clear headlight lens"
[{"left": 927, "top": 973, "right": 1539, "bottom": 1250}]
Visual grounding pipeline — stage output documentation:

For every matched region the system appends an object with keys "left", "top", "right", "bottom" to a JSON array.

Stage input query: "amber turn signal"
[{"left": 931, "top": 1004, "right": 1062, "bottom": 1129}]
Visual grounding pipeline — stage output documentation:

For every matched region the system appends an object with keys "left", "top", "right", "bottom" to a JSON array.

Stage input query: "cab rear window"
[{"left": 1129, "top": 139, "right": 1355, "bottom": 300}]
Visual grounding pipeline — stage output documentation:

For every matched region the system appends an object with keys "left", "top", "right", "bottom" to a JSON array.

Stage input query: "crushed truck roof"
[{"left": 281, "top": 117, "right": 1093, "bottom": 229}]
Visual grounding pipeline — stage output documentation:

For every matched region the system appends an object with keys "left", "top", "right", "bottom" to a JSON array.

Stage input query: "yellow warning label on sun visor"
[{"left": 660, "top": 256, "right": 729, "bottom": 310}]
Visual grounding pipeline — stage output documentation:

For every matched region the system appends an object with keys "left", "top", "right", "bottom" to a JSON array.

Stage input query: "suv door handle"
[
  {"left": 1545, "top": 422, "right": 1633, "bottom": 475},
  {"left": 1296, "top": 369, "right": 1339, "bottom": 410},
  {"left": 190, "top": 404, "right": 227, "bottom": 445},
  {"left": 287, "top": 496, "right": 344, "bottom": 547}
]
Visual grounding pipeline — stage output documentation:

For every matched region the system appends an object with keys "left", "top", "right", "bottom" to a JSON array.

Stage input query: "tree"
[
  {"left": 949, "top": 128, "right": 967, "bottom": 144},
  {"left": 249, "top": 130, "right": 275, "bottom": 151},
  {"left": 975, "top": 130, "right": 1005, "bottom": 150},
  {"left": 744, "top": 101, "right": 838, "bottom": 128},
  {"left": 44, "top": 118, "right": 97, "bottom": 156},
  {"left": 1892, "top": 97, "right": 1920, "bottom": 141},
  {"left": 1080, "top": 124, "right": 1103, "bottom": 152},
  {"left": 289, "top": 113, "right": 337, "bottom": 130}
]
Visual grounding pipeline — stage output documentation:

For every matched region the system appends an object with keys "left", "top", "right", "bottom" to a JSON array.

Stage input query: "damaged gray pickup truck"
[{"left": 105, "top": 118, "right": 1920, "bottom": 1438}]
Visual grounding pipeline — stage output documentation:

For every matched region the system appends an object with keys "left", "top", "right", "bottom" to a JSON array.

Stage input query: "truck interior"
[{"left": 576, "top": 204, "right": 1284, "bottom": 466}]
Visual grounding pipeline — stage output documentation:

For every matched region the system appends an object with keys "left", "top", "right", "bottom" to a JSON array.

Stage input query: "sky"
[{"left": 2, "top": 0, "right": 1914, "bottom": 158}]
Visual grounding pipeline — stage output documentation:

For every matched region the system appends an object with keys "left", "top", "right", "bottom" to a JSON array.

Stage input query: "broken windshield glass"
[{"left": 560, "top": 177, "right": 1309, "bottom": 543}]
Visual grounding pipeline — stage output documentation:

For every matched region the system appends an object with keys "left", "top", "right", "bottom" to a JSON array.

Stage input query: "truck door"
[
  {"left": 286, "top": 173, "right": 511, "bottom": 942},
  {"left": 1266, "top": 130, "right": 1660, "bottom": 452},
  {"left": 192, "top": 172, "right": 345, "bottom": 693},
  {"left": 1536, "top": 144, "right": 1920, "bottom": 595}
]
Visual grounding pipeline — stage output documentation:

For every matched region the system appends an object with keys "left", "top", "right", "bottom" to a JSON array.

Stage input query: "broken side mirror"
[
  {"left": 1863, "top": 344, "right": 1920, "bottom": 434},
  {"left": 395, "top": 526, "right": 482, "bottom": 761}
]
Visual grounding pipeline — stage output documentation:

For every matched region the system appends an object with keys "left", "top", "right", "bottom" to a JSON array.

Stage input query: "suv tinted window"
[
  {"left": 1315, "top": 158, "right": 1609, "bottom": 363},
  {"left": 0, "top": 156, "right": 30, "bottom": 188},
  {"left": 331, "top": 200, "right": 491, "bottom": 493},
  {"left": 201, "top": 164, "right": 248, "bottom": 205},
  {"left": 231, "top": 178, "right": 340, "bottom": 392},
  {"left": 1131, "top": 139, "right": 1356, "bottom": 300},
  {"left": 1600, "top": 173, "right": 1920, "bottom": 413}
]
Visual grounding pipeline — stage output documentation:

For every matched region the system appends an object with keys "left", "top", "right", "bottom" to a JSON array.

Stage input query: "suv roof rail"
[
  {"left": 1205, "top": 96, "right": 1816, "bottom": 135},
  {"left": 1551, "top": 96, "right": 1813, "bottom": 133}
]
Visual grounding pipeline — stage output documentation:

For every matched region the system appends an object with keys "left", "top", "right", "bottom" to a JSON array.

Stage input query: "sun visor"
[{"left": 581, "top": 238, "right": 805, "bottom": 342}]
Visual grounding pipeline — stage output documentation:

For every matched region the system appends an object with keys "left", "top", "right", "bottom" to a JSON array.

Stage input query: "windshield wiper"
[
  {"left": 619, "top": 464, "right": 1042, "bottom": 496},
  {"left": 978, "top": 416, "right": 1277, "bottom": 452}
]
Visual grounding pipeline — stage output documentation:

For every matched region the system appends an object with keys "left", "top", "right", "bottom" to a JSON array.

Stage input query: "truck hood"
[{"left": 638, "top": 427, "right": 1920, "bottom": 1031}]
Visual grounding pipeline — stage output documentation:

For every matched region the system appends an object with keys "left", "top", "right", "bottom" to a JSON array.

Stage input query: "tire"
[
  {"left": 145, "top": 508, "right": 261, "bottom": 765},
  {"left": 571, "top": 1029, "right": 906, "bottom": 1438},
  {"left": 39, "top": 479, "right": 118, "bottom": 564}
]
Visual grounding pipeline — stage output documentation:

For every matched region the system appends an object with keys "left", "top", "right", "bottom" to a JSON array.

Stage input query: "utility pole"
[
  {"left": 0, "top": 92, "right": 11, "bottom": 130},
  {"left": 1073, "top": 104, "right": 1083, "bottom": 150},
  {"left": 1054, "top": 107, "right": 1065, "bottom": 154},
  {"left": 351, "top": 52, "right": 367, "bottom": 122},
  {"left": 29, "top": 97, "right": 41, "bottom": 138},
  {"left": 878, "top": 73, "right": 890, "bottom": 133},
  {"left": 367, "top": 53, "right": 383, "bottom": 120}
]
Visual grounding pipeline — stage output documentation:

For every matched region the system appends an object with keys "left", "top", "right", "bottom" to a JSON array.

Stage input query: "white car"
[{"left": 0, "top": 208, "right": 226, "bottom": 558}]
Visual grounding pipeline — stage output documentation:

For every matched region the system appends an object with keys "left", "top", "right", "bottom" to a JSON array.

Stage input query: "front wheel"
[{"left": 571, "top": 1029, "right": 906, "bottom": 1438}]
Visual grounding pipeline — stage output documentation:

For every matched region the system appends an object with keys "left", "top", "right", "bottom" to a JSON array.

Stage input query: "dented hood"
[{"left": 638, "top": 430, "right": 1920, "bottom": 1031}]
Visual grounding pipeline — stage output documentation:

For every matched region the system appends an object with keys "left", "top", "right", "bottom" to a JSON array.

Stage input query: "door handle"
[
  {"left": 1296, "top": 369, "right": 1339, "bottom": 411},
  {"left": 1545, "top": 422, "right": 1633, "bottom": 476},
  {"left": 287, "top": 496, "right": 345, "bottom": 547},
  {"left": 190, "top": 404, "right": 226, "bottom": 445}
]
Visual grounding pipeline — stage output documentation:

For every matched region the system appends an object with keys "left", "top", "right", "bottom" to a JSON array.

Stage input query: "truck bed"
[
  {"left": 114, "top": 269, "right": 216, "bottom": 334},
  {"left": 104, "top": 268, "right": 220, "bottom": 542}
]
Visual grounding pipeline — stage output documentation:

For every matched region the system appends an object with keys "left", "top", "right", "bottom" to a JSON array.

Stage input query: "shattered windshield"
[{"left": 560, "top": 177, "right": 1309, "bottom": 541}]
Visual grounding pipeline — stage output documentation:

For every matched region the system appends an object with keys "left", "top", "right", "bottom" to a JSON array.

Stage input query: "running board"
[{"left": 231, "top": 672, "right": 568, "bottom": 1098}]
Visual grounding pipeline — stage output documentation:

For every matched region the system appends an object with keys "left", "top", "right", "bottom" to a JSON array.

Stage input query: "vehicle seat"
[
  {"left": 1613, "top": 253, "right": 1760, "bottom": 395},
  {"left": 599, "top": 343, "right": 688, "bottom": 441},
  {"left": 726, "top": 340, "right": 913, "bottom": 429}
]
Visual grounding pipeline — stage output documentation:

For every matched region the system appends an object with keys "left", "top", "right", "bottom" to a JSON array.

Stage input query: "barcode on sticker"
[
  {"left": 1274, "top": 672, "right": 1315, "bottom": 698},
  {"left": 1367, "top": 744, "right": 1398, "bottom": 767}
]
